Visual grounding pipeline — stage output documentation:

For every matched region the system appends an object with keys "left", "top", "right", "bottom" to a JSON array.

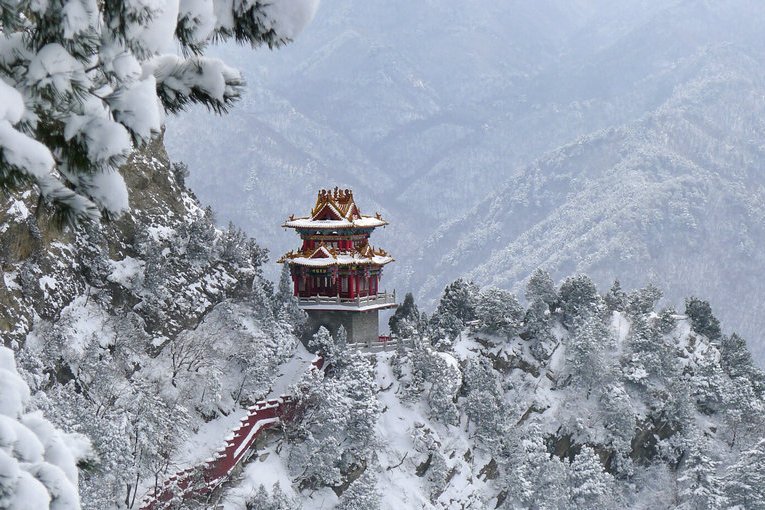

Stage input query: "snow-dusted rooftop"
[
  {"left": 278, "top": 245, "right": 393, "bottom": 267},
  {"left": 283, "top": 216, "right": 387, "bottom": 229},
  {"left": 282, "top": 187, "right": 387, "bottom": 230}
]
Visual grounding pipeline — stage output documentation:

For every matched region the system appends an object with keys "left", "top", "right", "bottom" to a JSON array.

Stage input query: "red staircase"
[{"left": 139, "top": 356, "right": 324, "bottom": 510}]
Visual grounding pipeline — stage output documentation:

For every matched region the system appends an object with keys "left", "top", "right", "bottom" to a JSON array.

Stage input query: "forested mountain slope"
[
  {"left": 166, "top": 0, "right": 765, "bottom": 359},
  {"left": 0, "top": 137, "right": 303, "bottom": 508},
  {"left": 2, "top": 134, "right": 764, "bottom": 509},
  {"left": 209, "top": 275, "right": 765, "bottom": 509},
  {"left": 404, "top": 45, "right": 765, "bottom": 359}
]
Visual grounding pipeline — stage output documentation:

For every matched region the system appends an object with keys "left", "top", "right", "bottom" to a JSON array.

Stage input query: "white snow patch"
[{"left": 108, "top": 256, "right": 144, "bottom": 287}]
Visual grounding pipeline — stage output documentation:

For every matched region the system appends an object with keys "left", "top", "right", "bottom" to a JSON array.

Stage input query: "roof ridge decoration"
[
  {"left": 311, "top": 187, "right": 361, "bottom": 221},
  {"left": 283, "top": 188, "right": 388, "bottom": 230}
]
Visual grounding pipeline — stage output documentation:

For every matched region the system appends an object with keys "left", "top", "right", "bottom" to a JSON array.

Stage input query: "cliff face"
[
  {"left": 0, "top": 135, "right": 299, "bottom": 509},
  {"left": 0, "top": 133, "right": 257, "bottom": 349}
]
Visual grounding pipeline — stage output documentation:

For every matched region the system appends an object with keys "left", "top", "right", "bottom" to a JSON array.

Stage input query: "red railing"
[{"left": 139, "top": 356, "right": 324, "bottom": 510}]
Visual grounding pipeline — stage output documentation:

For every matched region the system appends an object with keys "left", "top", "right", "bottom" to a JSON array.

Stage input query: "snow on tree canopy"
[
  {"left": 0, "top": 347, "right": 90, "bottom": 510},
  {"left": 0, "top": 0, "right": 319, "bottom": 223}
]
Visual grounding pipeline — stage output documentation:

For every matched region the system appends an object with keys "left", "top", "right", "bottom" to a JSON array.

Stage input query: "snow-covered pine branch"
[
  {"left": 0, "top": 0, "right": 319, "bottom": 223},
  {"left": 0, "top": 346, "right": 91, "bottom": 509}
]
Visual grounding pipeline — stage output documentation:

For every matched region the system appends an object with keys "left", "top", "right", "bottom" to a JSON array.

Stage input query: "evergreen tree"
[
  {"left": 389, "top": 292, "right": 421, "bottom": 338},
  {"left": 599, "top": 383, "right": 636, "bottom": 462},
  {"left": 685, "top": 297, "right": 722, "bottom": 342},
  {"left": 475, "top": 287, "right": 524, "bottom": 340},
  {"left": 626, "top": 283, "right": 663, "bottom": 317},
  {"left": 0, "top": 347, "right": 86, "bottom": 509},
  {"left": 565, "top": 313, "right": 614, "bottom": 395},
  {"left": 689, "top": 347, "right": 727, "bottom": 414},
  {"left": 621, "top": 314, "right": 675, "bottom": 387},
  {"left": 429, "top": 279, "right": 478, "bottom": 347},
  {"left": 336, "top": 325, "right": 349, "bottom": 352},
  {"left": 275, "top": 264, "right": 306, "bottom": 329},
  {"left": 525, "top": 268, "right": 558, "bottom": 306},
  {"left": 524, "top": 298, "right": 557, "bottom": 361},
  {"left": 290, "top": 352, "right": 380, "bottom": 489},
  {"left": 656, "top": 306, "right": 678, "bottom": 335},
  {"left": 276, "top": 264, "right": 295, "bottom": 304},
  {"left": 427, "top": 353, "right": 462, "bottom": 425},
  {"left": 0, "top": 0, "right": 319, "bottom": 223},
  {"left": 604, "top": 280, "right": 627, "bottom": 312},
  {"left": 184, "top": 208, "right": 217, "bottom": 262},
  {"left": 558, "top": 274, "right": 600, "bottom": 326},
  {"left": 219, "top": 222, "right": 251, "bottom": 266},
  {"left": 677, "top": 437, "right": 727, "bottom": 510},
  {"left": 724, "top": 439, "right": 765, "bottom": 509},
  {"left": 464, "top": 357, "right": 505, "bottom": 448},
  {"left": 251, "top": 275, "right": 276, "bottom": 324},
  {"left": 246, "top": 482, "right": 295, "bottom": 510},
  {"left": 337, "top": 469, "right": 381, "bottom": 510},
  {"left": 719, "top": 333, "right": 765, "bottom": 394},
  {"left": 308, "top": 326, "right": 337, "bottom": 361},
  {"left": 501, "top": 425, "right": 567, "bottom": 509},
  {"left": 566, "top": 446, "right": 617, "bottom": 510}
]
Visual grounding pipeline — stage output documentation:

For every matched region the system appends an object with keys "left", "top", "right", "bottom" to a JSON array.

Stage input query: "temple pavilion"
[{"left": 278, "top": 188, "right": 397, "bottom": 345}]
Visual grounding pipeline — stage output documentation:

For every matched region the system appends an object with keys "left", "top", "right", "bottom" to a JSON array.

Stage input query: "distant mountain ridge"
[{"left": 166, "top": 0, "right": 765, "bottom": 359}]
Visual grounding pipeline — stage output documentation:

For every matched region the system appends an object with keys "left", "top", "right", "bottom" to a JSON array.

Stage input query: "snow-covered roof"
[
  {"left": 278, "top": 243, "right": 393, "bottom": 267},
  {"left": 286, "top": 253, "right": 394, "bottom": 268},
  {"left": 283, "top": 216, "right": 387, "bottom": 229},
  {"left": 283, "top": 187, "right": 387, "bottom": 230}
]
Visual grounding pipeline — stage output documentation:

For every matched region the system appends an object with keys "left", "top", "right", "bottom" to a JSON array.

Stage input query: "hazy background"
[{"left": 166, "top": 0, "right": 765, "bottom": 361}]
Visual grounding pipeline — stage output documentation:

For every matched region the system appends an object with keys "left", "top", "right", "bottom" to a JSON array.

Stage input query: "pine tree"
[
  {"left": 275, "top": 264, "right": 306, "bottom": 329},
  {"left": 308, "top": 326, "right": 336, "bottom": 361},
  {"left": 336, "top": 325, "right": 349, "bottom": 352},
  {"left": 389, "top": 292, "right": 421, "bottom": 338},
  {"left": 524, "top": 298, "right": 556, "bottom": 361},
  {"left": 626, "top": 283, "right": 663, "bottom": 317},
  {"left": 427, "top": 353, "right": 462, "bottom": 425},
  {"left": 685, "top": 297, "right": 722, "bottom": 342},
  {"left": 604, "top": 279, "right": 627, "bottom": 312},
  {"left": 430, "top": 279, "right": 478, "bottom": 347},
  {"left": 621, "top": 314, "right": 675, "bottom": 387},
  {"left": 251, "top": 275, "right": 276, "bottom": 324},
  {"left": 475, "top": 287, "right": 524, "bottom": 340},
  {"left": 525, "top": 268, "right": 558, "bottom": 306},
  {"left": 719, "top": 333, "right": 765, "bottom": 394},
  {"left": 0, "top": 0, "right": 318, "bottom": 223},
  {"left": 184, "top": 207, "right": 217, "bottom": 262},
  {"left": 337, "top": 469, "right": 381, "bottom": 510},
  {"left": 689, "top": 347, "right": 727, "bottom": 414},
  {"left": 677, "top": 437, "right": 727, "bottom": 510},
  {"left": 290, "top": 352, "right": 380, "bottom": 489},
  {"left": 566, "top": 446, "right": 617, "bottom": 510},
  {"left": 565, "top": 313, "right": 614, "bottom": 395},
  {"left": 464, "top": 357, "right": 505, "bottom": 448},
  {"left": 558, "top": 274, "right": 601, "bottom": 326},
  {"left": 219, "top": 222, "right": 250, "bottom": 266},
  {"left": 501, "top": 425, "right": 567, "bottom": 509},
  {"left": 724, "top": 439, "right": 765, "bottom": 509},
  {"left": 0, "top": 347, "right": 86, "bottom": 509}
]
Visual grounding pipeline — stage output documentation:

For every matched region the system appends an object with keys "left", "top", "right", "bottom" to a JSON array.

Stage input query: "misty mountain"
[
  {"left": 166, "top": 0, "right": 765, "bottom": 358},
  {"left": 404, "top": 44, "right": 765, "bottom": 358}
]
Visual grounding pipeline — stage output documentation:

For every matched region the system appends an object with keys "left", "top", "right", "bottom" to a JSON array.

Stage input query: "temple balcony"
[{"left": 296, "top": 290, "right": 398, "bottom": 312}]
